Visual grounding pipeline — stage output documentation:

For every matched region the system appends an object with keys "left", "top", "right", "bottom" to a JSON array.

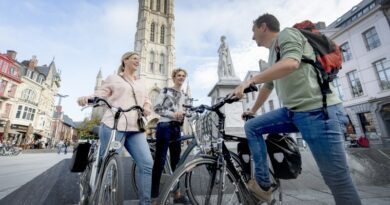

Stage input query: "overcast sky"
[{"left": 0, "top": 0, "right": 362, "bottom": 121}]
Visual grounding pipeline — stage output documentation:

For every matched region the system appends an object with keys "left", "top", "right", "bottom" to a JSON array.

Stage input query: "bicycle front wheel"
[
  {"left": 97, "top": 154, "right": 124, "bottom": 205},
  {"left": 159, "top": 156, "right": 245, "bottom": 205}
]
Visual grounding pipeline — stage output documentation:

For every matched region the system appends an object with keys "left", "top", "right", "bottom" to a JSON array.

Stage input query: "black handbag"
[
  {"left": 266, "top": 134, "right": 302, "bottom": 179},
  {"left": 69, "top": 142, "right": 91, "bottom": 172}
]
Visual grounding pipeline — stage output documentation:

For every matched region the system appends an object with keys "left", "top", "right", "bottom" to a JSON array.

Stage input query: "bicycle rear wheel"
[
  {"left": 97, "top": 154, "right": 124, "bottom": 205},
  {"left": 159, "top": 156, "right": 245, "bottom": 205}
]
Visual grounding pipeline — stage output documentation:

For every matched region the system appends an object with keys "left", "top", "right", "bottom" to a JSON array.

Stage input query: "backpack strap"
[{"left": 301, "top": 56, "right": 329, "bottom": 119}]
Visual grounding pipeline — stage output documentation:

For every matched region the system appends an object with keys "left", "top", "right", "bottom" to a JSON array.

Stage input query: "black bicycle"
[
  {"left": 79, "top": 97, "right": 144, "bottom": 205},
  {"left": 158, "top": 84, "right": 283, "bottom": 205}
]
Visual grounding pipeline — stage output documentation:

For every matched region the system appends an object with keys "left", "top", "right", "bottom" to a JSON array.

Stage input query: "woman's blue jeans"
[
  {"left": 244, "top": 104, "right": 361, "bottom": 205},
  {"left": 99, "top": 124, "right": 153, "bottom": 205}
]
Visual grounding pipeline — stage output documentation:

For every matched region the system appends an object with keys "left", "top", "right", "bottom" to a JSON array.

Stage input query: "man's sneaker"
[
  {"left": 173, "top": 195, "right": 191, "bottom": 204},
  {"left": 247, "top": 179, "right": 272, "bottom": 203}
]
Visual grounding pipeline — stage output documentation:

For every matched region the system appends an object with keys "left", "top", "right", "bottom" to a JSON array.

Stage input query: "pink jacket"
[{"left": 94, "top": 74, "right": 151, "bottom": 131}]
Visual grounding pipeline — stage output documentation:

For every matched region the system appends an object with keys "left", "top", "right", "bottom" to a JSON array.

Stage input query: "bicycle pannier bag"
[
  {"left": 69, "top": 142, "right": 91, "bottom": 172},
  {"left": 266, "top": 134, "right": 302, "bottom": 179}
]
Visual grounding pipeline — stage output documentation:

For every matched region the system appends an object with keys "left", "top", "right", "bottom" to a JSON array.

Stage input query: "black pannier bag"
[
  {"left": 69, "top": 142, "right": 91, "bottom": 172},
  {"left": 266, "top": 134, "right": 302, "bottom": 179}
]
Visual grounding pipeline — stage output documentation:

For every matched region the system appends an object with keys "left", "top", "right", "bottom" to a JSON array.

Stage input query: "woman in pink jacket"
[{"left": 77, "top": 51, "right": 153, "bottom": 205}]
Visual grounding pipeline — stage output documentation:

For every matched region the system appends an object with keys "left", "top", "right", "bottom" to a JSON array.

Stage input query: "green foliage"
[{"left": 75, "top": 116, "right": 100, "bottom": 139}]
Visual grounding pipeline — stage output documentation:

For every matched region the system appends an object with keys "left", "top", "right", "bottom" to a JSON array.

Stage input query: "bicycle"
[
  {"left": 158, "top": 84, "right": 283, "bottom": 205},
  {"left": 130, "top": 104, "right": 208, "bottom": 196},
  {"left": 0, "top": 142, "right": 22, "bottom": 156},
  {"left": 79, "top": 97, "right": 144, "bottom": 205}
]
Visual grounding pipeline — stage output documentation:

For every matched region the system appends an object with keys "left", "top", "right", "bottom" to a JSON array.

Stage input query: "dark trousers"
[{"left": 151, "top": 122, "right": 182, "bottom": 198}]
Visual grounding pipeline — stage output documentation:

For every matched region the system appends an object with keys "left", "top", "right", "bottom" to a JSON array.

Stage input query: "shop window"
[{"left": 358, "top": 112, "right": 379, "bottom": 139}]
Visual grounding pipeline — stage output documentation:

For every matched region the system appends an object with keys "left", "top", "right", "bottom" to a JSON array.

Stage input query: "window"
[
  {"left": 22, "top": 107, "right": 28, "bottom": 119},
  {"left": 150, "top": 0, "right": 154, "bottom": 10},
  {"left": 0, "top": 79, "right": 7, "bottom": 95},
  {"left": 38, "top": 75, "right": 44, "bottom": 84},
  {"left": 160, "top": 25, "right": 165, "bottom": 44},
  {"left": 269, "top": 100, "right": 274, "bottom": 111},
  {"left": 3, "top": 103, "right": 11, "bottom": 118},
  {"left": 150, "top": 90, "right": 159, "bottom": 106},
  {"left": 159, "top": 54, "right": 165, "bottom": 74},
  {"left": 347, "top": 70, "right": 364, "bottom": 97},
  {"left": 341, "top": 42, "right": 352, "bottom": 62},
  {"left": 164, "top": 0, "right": 168, "bottom": 14},
  {"left": 332, "top": 77, "right": 344, "bottom": 100},
  {"left": 150, "top": 23, "right": 156, "bottom": 42},
  {"left": 21, "top": 89, "right": 36, "bottom": 101},
  {"left": 26, "top": 69, "right": 32, "bottom": 78},
  {"left": 16, "top": 105, "right": 22, "bottom": 118},
  {"left": 373, "top": 59, "right": 390, "bottom": 90},
  {"left": 149, "top": 51, "right": 155, "bottom": 72},
  {"left": 9, "top": 67, "right": 15, "bottom": 75},
  {"left": 358, "top": 112, "right": 378, "bottom": 139},
  {"left": 8, "top": 84, "right": 17, "bottom": 97},
  {"left": 363, "top": 27, "right": 381, "bottom": 51},
  {"left": 157, "top": 0, "right": 161, "bottom": 12}
]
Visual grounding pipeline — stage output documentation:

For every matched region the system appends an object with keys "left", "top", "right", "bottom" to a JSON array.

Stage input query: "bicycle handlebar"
[
  {"left": 87, "top": 97, "right": 144, "bottom": 113},
  {"left": 182, "top": 84, "right": 258, "bottom": 114}
]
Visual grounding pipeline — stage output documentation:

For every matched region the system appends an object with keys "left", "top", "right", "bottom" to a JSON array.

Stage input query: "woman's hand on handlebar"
[{"left": 77, "top": 96, "right": 93, "bottom": 107}]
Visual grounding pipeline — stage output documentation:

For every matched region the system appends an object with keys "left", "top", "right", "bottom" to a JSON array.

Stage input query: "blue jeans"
[
  {"left": 99, "top": 124, "right": 153, "bottom": 205},
  {"left": 244, "top": 104, "right": 361, "bottom": 205}
]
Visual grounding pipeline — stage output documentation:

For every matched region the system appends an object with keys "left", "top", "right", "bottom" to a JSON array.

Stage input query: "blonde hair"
[
  {"left": 117, "top": 51, "right": 139, "bottom": 74},
  {"left": 171, "top": 68, "right": 187, "bottom": 79}
]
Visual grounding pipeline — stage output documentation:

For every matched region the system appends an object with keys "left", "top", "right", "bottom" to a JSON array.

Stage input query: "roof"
[
  {"left": 63, "top": 115, "right": 76, "bottom": 128},
  {"left": 327, "top": 0, "right": 377, "bottom": 29}
]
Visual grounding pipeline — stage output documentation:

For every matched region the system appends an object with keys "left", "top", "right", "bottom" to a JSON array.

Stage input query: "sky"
[{"left": 0, "top": 0, "right": 362, "bottom": 122}]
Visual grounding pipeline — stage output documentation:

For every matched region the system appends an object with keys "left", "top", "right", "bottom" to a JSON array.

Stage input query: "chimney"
[
  {"left": 6, "top": 50, "right": 17, "bottom": 60},
  {"left": 28, "top": 55, "right": 38, "bottom": 69}
]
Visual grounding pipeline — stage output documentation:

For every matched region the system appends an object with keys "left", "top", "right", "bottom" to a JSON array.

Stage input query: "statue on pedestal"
[{"left": 218, "top": 36, "right": 237, "bottom": 80}]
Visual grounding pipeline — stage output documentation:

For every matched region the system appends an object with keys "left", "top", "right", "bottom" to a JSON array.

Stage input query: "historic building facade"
[{"left": 325, "top": 0, "right": 390, "bottom": 146}]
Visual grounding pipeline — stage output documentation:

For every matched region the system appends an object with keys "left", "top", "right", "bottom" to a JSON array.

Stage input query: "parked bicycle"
[
  {"left": 0, "top": 142, "right": 22, "bottom": 156},
  {"left": 78, "top": 97, "right": 144, "bottom": 205},
  {"left": 157, "top": 84, "right": 283, "bottom": 205}
]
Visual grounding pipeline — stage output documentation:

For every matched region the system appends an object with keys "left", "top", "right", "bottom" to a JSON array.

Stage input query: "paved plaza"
[{"left": 0, "top": 148, "right": 389, "bottom": 205}]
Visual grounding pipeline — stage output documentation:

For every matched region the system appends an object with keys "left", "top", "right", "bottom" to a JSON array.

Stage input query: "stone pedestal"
[{"left": 208, "top": 79, "right": 245, "bottom": 138}]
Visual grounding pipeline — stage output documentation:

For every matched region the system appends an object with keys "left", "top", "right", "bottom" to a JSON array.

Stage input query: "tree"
[{"left": 75, "top": 116, "right": 100, "bottom": 140}]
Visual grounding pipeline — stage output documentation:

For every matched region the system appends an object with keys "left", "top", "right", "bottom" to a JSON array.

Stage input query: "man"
[{"left": 232, "top": 13, "right": 361, "bottom": 204}]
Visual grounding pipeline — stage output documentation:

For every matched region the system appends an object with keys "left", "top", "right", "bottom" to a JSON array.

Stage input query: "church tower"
[
  {"left": 91, "top": 68, "right": 105, "bottom": 120},
  {"left": 134, "top": 0, "right": 176, "bottom": 120}
]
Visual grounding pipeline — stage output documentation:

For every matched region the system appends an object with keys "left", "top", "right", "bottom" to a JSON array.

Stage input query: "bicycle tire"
[
  {"left": 158, "top": 156, "right": 245, "bottom": 205},
  {"left": 96, "top": 154, "right": 124, "bottom": 205},
  {"left": 79, "top": 164, "right": 92, "bottom": 205}
]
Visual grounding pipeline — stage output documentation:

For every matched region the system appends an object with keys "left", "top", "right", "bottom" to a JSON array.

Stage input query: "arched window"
[
  {"left": 150, "top": 0, "right": 154, "bottom": 10},
  {"left": 160, "top": 25, "right": 165, "bottom": 44},
  {"left": 149, "top": 51, "right": 155, "bottom": 73},
  {"left": 150, "top": 22, "right": 155, "bottom": 42},
  {"left": 159, "top": 53, "right": 165, "bottom": 74},
  {"left": 150, "top": 90, "right": 159, "bottom": 106},
  {"left": 157, "top": 0, "right": 161, "bottom": 12}
]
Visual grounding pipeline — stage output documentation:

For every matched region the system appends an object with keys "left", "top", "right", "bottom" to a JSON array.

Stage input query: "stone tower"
[
  {"left": 91, "top": 68, "right": 105, "bottom": 120},
  {"left": 134, "top": 0, "right": 176, "bottom": 108}
]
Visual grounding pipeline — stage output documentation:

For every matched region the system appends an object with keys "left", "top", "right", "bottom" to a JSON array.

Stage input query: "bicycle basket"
[{"left": 194, "top": 111, "right": 219, "bottom": 150}]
